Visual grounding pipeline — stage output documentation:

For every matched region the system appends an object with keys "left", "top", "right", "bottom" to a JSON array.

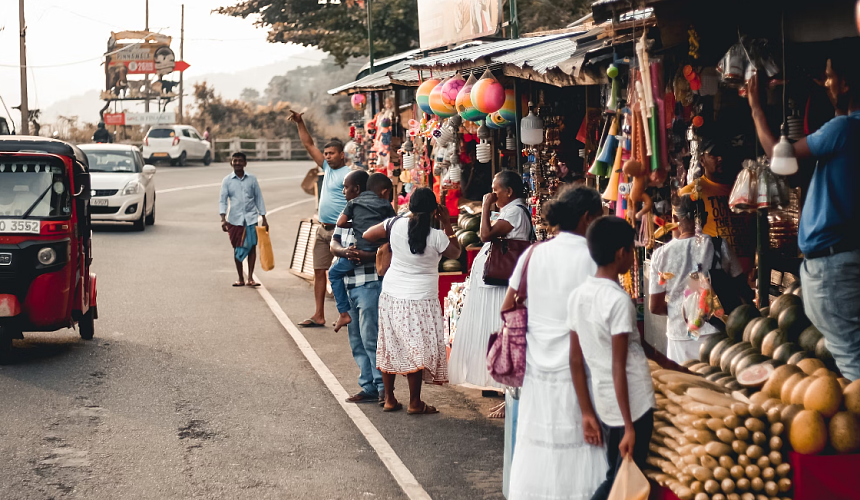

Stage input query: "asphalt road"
[{"left": 0, "top": 161, "right": 506, "bottom": 500}]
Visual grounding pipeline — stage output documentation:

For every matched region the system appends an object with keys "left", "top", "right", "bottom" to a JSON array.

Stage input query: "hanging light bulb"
[
  {"left": 520, "top": 102, "right": 544, "bottom": 146},
  {"left": 506, "top": 127, "right": 516, "bottom": 150},
  {"left": 476, "top": 120, "right": 492, "bottom": 163},
  {"left": 402, "top": 137, "right": 415, "bottom": 170},
  {"left": 771, "top": 125, "right": 798, "bottom": 176}
]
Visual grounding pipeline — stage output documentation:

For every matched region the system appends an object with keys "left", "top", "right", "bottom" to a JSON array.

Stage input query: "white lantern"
[{"left": 520, "top": 101, "right": 544, "bottom": 146}]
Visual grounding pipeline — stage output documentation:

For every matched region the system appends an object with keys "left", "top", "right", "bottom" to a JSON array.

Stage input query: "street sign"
[
  {"left": 174, "top": 61, "right": 190, "bottom": 72},
  {"left": 101, "top": 112, "right": 176, "bottom": 126}
]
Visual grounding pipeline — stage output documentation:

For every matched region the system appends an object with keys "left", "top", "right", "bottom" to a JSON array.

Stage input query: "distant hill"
[{"left": 41, "top": 48, "right": 329, "bottom": 124}]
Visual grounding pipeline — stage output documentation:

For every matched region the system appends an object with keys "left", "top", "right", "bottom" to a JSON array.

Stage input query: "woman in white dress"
[
  {"left": 507, "top": 186, "right": 608, "bottom": 500},
  {"left": 448, "top": 171, "right": 532, "bottom": 417},
  {"left": 649, "top": 194, "right": 743, "bottom": 364},
  {"left": 364, "top": 188, "right": 462, "bottom": 414}
]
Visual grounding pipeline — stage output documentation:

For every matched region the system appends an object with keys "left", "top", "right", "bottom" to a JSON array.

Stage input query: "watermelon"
[
  {"left": 457, "top": 213, "right": 476, "bottom": 227},
  {"left": 458, "top": 231, "right": 481, "bottom": 248},
  {"left": 743, "top": 317, "right": 765, "bottom": 343},
  {"left": 793, "top": 286, "right": 803, "bottom": 297},
  {"left": 706, "top": 372, "right": 733, "bottom": 382},
  {"left": 778, "top": 305, "right": 811, "bottom": 343},
  {"left": 710, "top": 338, "right": 735, "bottom": 367},
  {"left": 696, "top": 365, "right": 722, "bottom": 377},
  {"left": 750, "top": 317, "right": 779, "bottom": 350},
  {"left": 721, "top": 341, "right": 754, "bottom": 373},
  {"left": 772, "top": 342, "right": 801, "bottom": 363},
  {"left": 700, "top": 334, "right": 728, "bottom": 363},
  {"left": 440, "top": 258, "right": 462, "bottom": 272},
  {"left": 731, "top": 348, "right": 761, "bottom": 376},
  {"left": 799, "top": 325, "right": 824, "bottom": 353},
  {"left": 784, "top": 282, "right": 801, "bottom": 295},
  {"left": 761, "top": 329, "right": 789, "bottom": 357},
  {"left": 681, "top": 359, "right": 700, "bottom": 368},
  {"left": 738, "top": 363, "right": 776, "bottom": 388},
  {"left": 788, "top": 351, "right": 813, "bottom": 365},
  {"left": 461, "top": 216, "right": 481, "bottom": 232},
  {"left": 726, "top": 305, "right": 760, "bottom": 341},
  {"left": 760, "top": 307, "right": 770, "bottom": 317},
  {"left": 770, "top": 293, "right": 803, "bottom": 319},
  {"left": 815, "top": 337, "right": 836, "bottom": 370}
]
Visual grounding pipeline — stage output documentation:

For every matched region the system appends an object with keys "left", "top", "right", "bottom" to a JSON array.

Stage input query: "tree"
[
  {"left": 216, "top": 0, "right": 419, "bottom": 66},
  {"left": 512, "top": 0, "right": 592, "bottom": 33},
  {"left": 240, "top": 88, "right": 261, "bottom": 102}
]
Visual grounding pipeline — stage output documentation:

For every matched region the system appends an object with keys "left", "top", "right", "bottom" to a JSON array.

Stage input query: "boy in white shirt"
[{"left": 567, "top": 216, "right": 656, "bottom": 500}]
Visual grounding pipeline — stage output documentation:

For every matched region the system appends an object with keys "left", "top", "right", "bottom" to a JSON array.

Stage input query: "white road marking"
[
  {"left": 156, "top": 175, "right": 304, "bottom": 194},
  {"left": 266, "top": 198, "right": 315, "bottom": 215},
  {"left": 254, "top": 279, "right": 433, "bottom": 500}
]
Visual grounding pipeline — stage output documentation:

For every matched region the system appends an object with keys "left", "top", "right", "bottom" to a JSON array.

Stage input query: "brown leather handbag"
[
  {"left": 482, "top": 205, "right": 535, "bottom": 286},
  {"left": 375, "top": 216, "right": 401, "bottom": 276}
]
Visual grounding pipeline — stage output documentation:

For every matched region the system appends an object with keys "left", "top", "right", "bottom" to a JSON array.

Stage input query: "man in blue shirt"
[
  {"left": 219, "top": 152, "right": 268, "bottom": 287},
  {"left": 289, "top": 110, "right": 350, "bottom": 327},
  {"left": 749, "top": 50, "right": 860, "bottom": 379}
]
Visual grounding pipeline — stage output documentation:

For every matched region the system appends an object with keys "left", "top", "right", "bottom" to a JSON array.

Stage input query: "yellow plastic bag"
[
  {"left": 256, "top": 226, "right": 275, "bottom": 271},
  {"left": 607, "top": 457, "right": 650, "bottom": 500}
]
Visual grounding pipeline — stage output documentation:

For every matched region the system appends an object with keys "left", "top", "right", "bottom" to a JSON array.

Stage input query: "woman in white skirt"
[
  {"left": 649, "top": 194, "right": 743, "bottom": 364},
  {"left": 506, "top": 186, "right": 608, "bottom": 500},
  {"left": 448, "top": 171, "right": 532, "bottom": 417},
  {"left": 364, "top": 188, "right": 462, "bottom": 414}
]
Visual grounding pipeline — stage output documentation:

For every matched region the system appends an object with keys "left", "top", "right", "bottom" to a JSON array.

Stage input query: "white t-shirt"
[
  {"left": 497, "top": 199, "right": 532, "bottom": 240},
  {"left": 380, "top": 217, "right": 451, "bottom": 301},
  {"left": 649, "top": 236, "right": 743, "bottom": 341},
  {"left": 509, "top": 232, "right": 596, "bottom": 372},
  {"left": 567, "top": 276, "right": 656, "bottom": 427}
]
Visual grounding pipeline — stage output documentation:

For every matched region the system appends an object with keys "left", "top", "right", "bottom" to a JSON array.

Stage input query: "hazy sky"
[{"left": 0, "top": 0, "right": 325, "bottom": 126}]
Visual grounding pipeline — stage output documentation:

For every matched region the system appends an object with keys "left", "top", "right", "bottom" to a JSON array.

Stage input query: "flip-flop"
[
  {"left": 246, "top": 281, "right": 261, "bottom": 287},
  {"left": 298, "top": 319, "right": 325, "bottom": 328},
  {"left": 407, "top": 403, "right": 439, "bottom": 415},
  {"left": 383, "top": 402, "right": 403, "bottom": 413},
  {"left": 232, "top": 282, "right": 245, "bottom": 287}
]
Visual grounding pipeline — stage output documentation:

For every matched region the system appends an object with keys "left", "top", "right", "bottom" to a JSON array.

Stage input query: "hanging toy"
[
  {"left": 688, "top": 25, "right": 700, "bottom": 60},
  {"left": 606, "top": 64, "right": 620, "bottom": 112},
  {"left": 456, "top": 73, "right": 487, "bottom": 122},
  {"left": 429, "top": 79, "right": 457, "bottom": 118},
  {"left": 471, "top": 69, "right": 506, "bottom": 114},
  {"left": 351, "top": 93, "right": 367, "bottom": 111},
  {"left": 499, "top": 88, "right": 516, "bottom": 123},
  {"left": 416, "top": 78, "right": 442, "bottom": 116},
  {"left": 440, "top": 74, "right": 466, "bottom": 108}
]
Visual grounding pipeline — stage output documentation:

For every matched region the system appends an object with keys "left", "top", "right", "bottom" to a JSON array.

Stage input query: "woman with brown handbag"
[{"left": 448, "top": 171, "right": 532, "bottom": 418}]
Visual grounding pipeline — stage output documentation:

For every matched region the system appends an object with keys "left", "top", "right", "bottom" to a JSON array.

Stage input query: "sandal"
[
  {"left": 383, "top": 402, "right": 403, "bottom": 413},
  {"left": 407, "top": 402, "right": 439, "bottom": 415},
  {"left": 298, "top": 319, "right": 325, "bottom": 328},
  {"left": 232, "top": 281, "right": 245, "bottom": 287},
  {"left": 246, "top": 281, "right": 261, "bottom": 287},
  {"left": 488, "top": 402, "right": 506, "bottom": 419}
]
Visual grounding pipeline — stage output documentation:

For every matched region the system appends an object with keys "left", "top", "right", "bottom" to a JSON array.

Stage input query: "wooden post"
[
  {"left": 18, "top": 0, "right": 29, "bottom": 135},
  {"left": 178, "top": 4, "right": 184, "bottom": 124}
]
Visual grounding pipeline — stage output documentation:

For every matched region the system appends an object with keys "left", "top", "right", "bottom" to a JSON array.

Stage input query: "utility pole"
[
  {"left": 366, "top": 0, "right": 374, "bottom": 74},
  {"left": 18, "top": 0, "right": 29, "bottom": 135},
  {"left": 178, "top": 4, "right": 184, "bottom": 124},
  {"left": 144, "top": 0, "right": 151, "bottom": 113}
]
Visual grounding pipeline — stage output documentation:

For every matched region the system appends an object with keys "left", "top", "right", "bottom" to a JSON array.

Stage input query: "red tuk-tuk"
[{"left": 0, "top": 137, "right": 98, "bottom": 363}]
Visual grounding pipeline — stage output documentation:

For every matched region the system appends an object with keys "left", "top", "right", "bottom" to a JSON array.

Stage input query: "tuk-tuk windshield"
[{"left": 0, "top": 162, "right": 70, "bottom": 218}]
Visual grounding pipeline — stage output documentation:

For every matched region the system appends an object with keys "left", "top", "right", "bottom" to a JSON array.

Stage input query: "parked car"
[
  {"left": 78, "top": 144, "right": 156, "bottom": 231},
  {"left": 142, "top": 125, "right": 211, "bottom": 166}
]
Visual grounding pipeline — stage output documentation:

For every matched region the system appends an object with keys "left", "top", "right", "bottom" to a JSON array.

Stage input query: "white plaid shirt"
[{"left": 332, "top": 226, "right": 380, "bottom": 290}]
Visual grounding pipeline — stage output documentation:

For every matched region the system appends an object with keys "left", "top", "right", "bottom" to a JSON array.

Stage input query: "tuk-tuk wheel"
[
  {"left": 0, "top": 327, "right": 14, "bottom": 364},
  {"left": 79, "top": 310, "right": 95, "bottom": 340}
]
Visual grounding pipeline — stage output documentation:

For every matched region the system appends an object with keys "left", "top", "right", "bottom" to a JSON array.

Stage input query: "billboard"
[
  {"left": 102, "top": 112, "right": 176, "bottom": 126},
  {"left": 418, "top": 0, "right": 501, "bottom": 50},
  {"left": 108, "top": 44, "right": 175, "bottom": 75}
]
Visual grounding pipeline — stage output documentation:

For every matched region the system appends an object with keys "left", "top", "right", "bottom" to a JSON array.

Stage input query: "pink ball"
[
  {"left": 472, "top": 74, "right": 505, "bottom": 114},
  {"left": 440, "top": 75, "right": 466, "bottom": 107}
]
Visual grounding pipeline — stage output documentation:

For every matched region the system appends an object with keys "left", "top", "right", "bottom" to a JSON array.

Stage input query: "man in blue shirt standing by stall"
[
  {"left": 220, "top": 152, "right": 268, "bottom": 287},
  {"left": 289, "top": 110, "right": 350, "bottom": 328},
  {"left": 748, "top": 49, "right": 860, "bottom": 379}
]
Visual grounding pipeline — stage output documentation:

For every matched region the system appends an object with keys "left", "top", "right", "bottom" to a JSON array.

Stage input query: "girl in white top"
[
  {"left": 449, "top": 171, "right": 532, "bottom": 417},
  {"left": 649, "top": 194, "right": 743, "bottom": 364},
  {"left": 506, "top": 186, "right": 608, "bottom": 500},
  {"left": 363, "top": 188, "right": 461, "bottom": 414}
]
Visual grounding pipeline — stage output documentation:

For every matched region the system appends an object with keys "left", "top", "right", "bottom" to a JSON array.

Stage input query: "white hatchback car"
[
  {"left": 79, "top": 144, "right": 156, "bottom": 231},
  {"left": 142, "top": 125, "right": 212, "bottom": 166}
]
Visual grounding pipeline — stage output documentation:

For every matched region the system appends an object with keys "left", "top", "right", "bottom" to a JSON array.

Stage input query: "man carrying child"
[
  {"left": 567, "top": 216, "right": 656, "bottom": 500},
  {"left": 329, "top": 172, "right": 395, "bottom": 332}
]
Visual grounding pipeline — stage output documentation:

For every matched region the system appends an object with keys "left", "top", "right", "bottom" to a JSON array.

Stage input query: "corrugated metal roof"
[
  {"left": 327, "top": 60, "right": 410, "bottom": 95},
  {"left": 410, "top": 32, "right": 578, "bottom": 69},
  {"left": 494, "top": 35, "right": 605, "bottom": 75}
]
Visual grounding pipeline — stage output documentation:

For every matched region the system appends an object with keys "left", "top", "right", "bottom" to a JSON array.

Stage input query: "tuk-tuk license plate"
[
  {"left": 91, "top": 198, "right": 109, "bottom": 206},
  {"left": 0, "top": 220, "right": 40, "bottom": 234},
  {"left": 153, "top": 153, "right": 169, "bottom": 157}
]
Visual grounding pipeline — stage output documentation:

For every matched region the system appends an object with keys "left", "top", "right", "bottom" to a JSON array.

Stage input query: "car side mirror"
[
  {"left": 74, "top": 172, "right": 91, "bottom": 199},
  {"left": 142, "top": 165, "right": 156, "bottom": 176}
]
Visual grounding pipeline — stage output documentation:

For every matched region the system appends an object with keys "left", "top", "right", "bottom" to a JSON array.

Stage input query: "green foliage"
[{"left": 512, "top": 0, "right": 591, "bottom": 33}]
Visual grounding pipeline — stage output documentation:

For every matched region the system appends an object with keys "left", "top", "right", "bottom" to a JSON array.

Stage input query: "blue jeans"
[
  {"left": 801, "top": 249, "right": 860, "bottom": 380},
  {"left": 328, "top": 257, "right": 355, "bottom": 314},
  {"left": 346, "top": 280, "right": 384, "bottom": 396}
]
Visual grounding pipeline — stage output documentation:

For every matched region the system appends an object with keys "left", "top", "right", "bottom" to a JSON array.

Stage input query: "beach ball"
[
  {"left": 416, "top": 78, "right": 441, "bottom": 116},
  {"left": 351, "top": 93, "right": 366, "bottom": 111},
  {"left": 456, "top": 73, "right": 487, "bottom": 122},
  {"left": 489, "top": 111, "right": 510, "bottom": 128},
  {"left": 471, "top": 70, "right": 506, "bottom": 114},
  {"left": 441, "top": 74, "right": 466, "bottom": 107},
  {"left": 499, "top": 88, "right": 516, "bottom": 123},
  {"left": 429, "top": 80, "right": 456, "bottom": 118},
  {"left": 484, "top": 117, "right": 501, "bottom": 130}
]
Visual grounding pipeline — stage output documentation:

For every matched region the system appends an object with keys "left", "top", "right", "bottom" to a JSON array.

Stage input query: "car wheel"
[
  {"left": 145, "top": 197, "right": 156, "bottom": 225},
  {"left": 133, "top": 200, "right": 146, "bottom": 232},
  {"left": 78, "top": 309, "right": 95, "bottom": 340},
  {"left": 0, "top": 327, "right": 15, "bottom": 365},
  {"left": 177, "top": 151, "right": 187, "bottom": 166},
  {"left": 203, "top": 150, "right": 212, "bottom": 166}
]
